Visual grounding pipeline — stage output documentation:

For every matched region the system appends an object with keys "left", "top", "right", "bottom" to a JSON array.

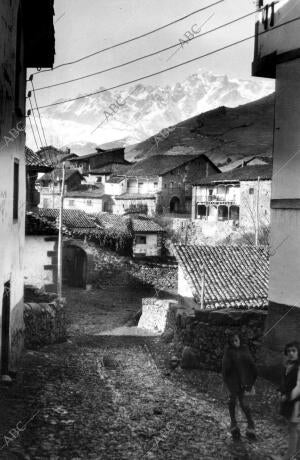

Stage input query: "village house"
[
  {"left": 25, "top": 209, "right": 99, "bottom": 290},
  {"left": 131, "top": 216, "right": 164, "bottom": 258},
  {"left": 69, "top": 147, "right": 130, "bottom": 174},
  {"left": 172, "top": 244, "right": 269, "bottom": 310},
  {"left": 114, "top": 154, "right": 219, "bottom": 216},
  {"left": 35, "top": 146, "right": 78, "bottom": 168},
  {"left": 0, "top": 0, "right": 55, "bottom": 379},
  {"left": 192, "top": 164, "right": 272, "bottom": 231},
  {"left": 252, "top": 0, "right": 300, "bottom": 354},
  {"left": 36, "top": 168, "right": 84, "bottom": 209},
  {"left": 25, "top": 146, "right": 53, "bottom": 210}
]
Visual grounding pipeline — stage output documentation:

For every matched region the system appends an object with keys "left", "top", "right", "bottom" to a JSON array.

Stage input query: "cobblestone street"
[{"left": 0, "top": 268, "right": 295, "bottom": 459}]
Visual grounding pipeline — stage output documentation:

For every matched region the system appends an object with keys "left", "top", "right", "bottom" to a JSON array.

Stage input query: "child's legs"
[
  {"left": 238, "top": 392, "right": 255, "bottom": 428},
  {"left": 284, "top": 422, "right": 299, "bottom": 460},
  {"left": 228, "top": 393, "right": 238, "bottom": 426}
]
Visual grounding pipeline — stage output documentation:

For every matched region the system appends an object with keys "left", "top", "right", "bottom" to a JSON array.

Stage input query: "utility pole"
[
  {"left": 255, "top": 176, "right": 260, "bottom": 246},
  {"left": 57, "top": 162, "right": 66, "bottom": 299}
]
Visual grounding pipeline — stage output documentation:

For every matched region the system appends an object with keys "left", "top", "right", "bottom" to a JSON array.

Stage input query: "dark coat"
[
  {"left": 222, "top": 344, "right": 257, "bottom": 394},
  {"left": 279, "top": 362, "right": 300, "bottom": 419}
]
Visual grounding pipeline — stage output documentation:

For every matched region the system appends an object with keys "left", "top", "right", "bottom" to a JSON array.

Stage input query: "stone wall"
[
  {"left": 24, "top": 299, "right": 67, "bottom": 349},
  {"left": 173, "top": 306, "right": 267, "bottom": 371}
]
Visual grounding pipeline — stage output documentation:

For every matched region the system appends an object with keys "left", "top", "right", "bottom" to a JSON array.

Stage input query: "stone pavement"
[{"left": 0, "top": 263, "right": 296, "bottom": 459}]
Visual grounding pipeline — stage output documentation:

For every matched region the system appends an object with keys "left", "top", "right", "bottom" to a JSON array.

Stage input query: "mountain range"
[{"left": 28, "top": 69, "right": 275, "bottom": 163}]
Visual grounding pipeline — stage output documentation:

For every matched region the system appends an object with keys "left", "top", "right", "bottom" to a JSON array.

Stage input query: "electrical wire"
[
  {"left": 30, "top": 80, "right": 48, "bottom": 145},
  {"left": 32, "top": 7, "right": 263, "bottom": 93},
  {"left": 33, "top": 14, "right": 300, "bottom": 111},
  {"left": 31, "top": 0, "right": 224, "bottom": 76},
  {"left": 28, "top": 97, "right": 44, "bottom": 147},
  {"left": 27, "top": 115, "right": 39, "bottom": 151}
]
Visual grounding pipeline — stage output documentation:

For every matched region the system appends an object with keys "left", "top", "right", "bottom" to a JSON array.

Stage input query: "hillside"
[{"left": 125, "top": 93, "right": 275, "bottom": 167}]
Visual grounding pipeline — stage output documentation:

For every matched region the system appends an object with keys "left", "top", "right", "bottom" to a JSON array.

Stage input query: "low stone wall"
[
  {"left": 173, "top": 306, "right": 268, "bottom": 371},
  {"left": 24, "top": 299, "right": 67, "bottom": 349}
]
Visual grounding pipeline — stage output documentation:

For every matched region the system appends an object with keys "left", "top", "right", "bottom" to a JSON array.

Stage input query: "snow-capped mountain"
[{"left": 27, "top": 69, "right": 274, "bottom": 154}]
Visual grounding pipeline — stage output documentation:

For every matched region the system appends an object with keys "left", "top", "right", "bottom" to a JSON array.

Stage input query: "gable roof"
[
  {"left": 125, "top": 154, "right": 200, "bottom": 177},
  {"left": 25, "top": 146, "right": 53, "bottom": 170},
  {"left": 93, "top": 213, "right": 130, "bottom": 234},
  {"left": 220, "top": 156, "right": 271, "bottom": 172},
  {"left": 172, "top": 244, "right": 269, "bottom": 309},
  {"left": 132, "top": 216, "right": 163, "bottom": 233},
  {"left": 195, "top": 164, "right": 272, "bottom": 185}
]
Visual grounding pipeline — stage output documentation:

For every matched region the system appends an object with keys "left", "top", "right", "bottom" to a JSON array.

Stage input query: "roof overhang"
[{"left": 22, "top": 0, "right": 55, "bottom": 68}]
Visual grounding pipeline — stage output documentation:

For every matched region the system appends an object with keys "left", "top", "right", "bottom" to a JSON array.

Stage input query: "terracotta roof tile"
[
  {"left": 25, "top": 146, "right": 53, "bottom": 168},
  {"left": 172, "top": 244, "right": 269, "bottom": 309},
  {"left": 132, "top": 216, "right": 163, "bottom": 233},
  {"left": 38, "top": 208, "right": 96, "bottom": 229},
  {"left": 125, "top": 155, "right": 199, "bottom": 177}
]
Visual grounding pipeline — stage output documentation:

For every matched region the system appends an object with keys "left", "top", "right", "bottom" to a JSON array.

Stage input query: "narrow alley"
[{"left": 0, "top": 262, "right": 293, "bottom": 460}]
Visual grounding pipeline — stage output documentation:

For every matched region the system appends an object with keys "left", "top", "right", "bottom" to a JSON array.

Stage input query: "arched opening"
[
  {"left": 1, "top": 282, "right": 11, "bottom": 375},
  {"left": 218, "top": 205, "right": 229, "bottom": 221},
  {"left": 197, "top": 204, "right": 207, "bottom": 219},
  {"left": 63, "top": 246, "right": 87, "bottom": 288},
  {"left": 170, "top": 196, "right": 180, "bottom": 213},
  {"left": 229, "top": 205, "right": 240, "bottom": 223}
]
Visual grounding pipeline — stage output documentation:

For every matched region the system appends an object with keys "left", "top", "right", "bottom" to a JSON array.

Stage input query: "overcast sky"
[{"left": 30, "top": 0, "right": 271, "bottom": 110}]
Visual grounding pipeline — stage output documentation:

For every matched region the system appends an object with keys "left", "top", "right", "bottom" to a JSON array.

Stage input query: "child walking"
[
  {"left": 222, "top": 332, "right": 257, "bottom": 440},
  {"left": 278, "top": 341, "right": 300, "bottom": 460}
]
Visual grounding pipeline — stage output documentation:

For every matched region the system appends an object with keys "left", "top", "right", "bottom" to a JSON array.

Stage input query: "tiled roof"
[
  {"left": 37, "top": 208, "right": 96, "bottom": 229},
  {"left": 115, "top": 193, "right": 156, "bottom": 200},
  {"left": 35, "top": 146, "right": 75, "bottom": 166},
  {"left": 87, "top": 164, "right": 132, "bottom": 176},
  {"left": 132, "top": 216, "right": 163, "bottom": 233},
  {"left": 125, "top": 154, "right": 199, "bottom": 177},
  {"left": 70, "top": 147, "right": 125, "bottom": 161},
  {"left": 106, "top": 176, "right": 125, "bottom": 184},
  {"left": 25, "top": 147, "right": 53, "bottom": 169},
  {"left": 93, "top": 213, "right": 130, "bottom": 233},
  {"left": 172, "top": 244, "right": 269, "bottom": 309},
  {"left": 195, "top": 165, "right": 272, "bottom": 185}
]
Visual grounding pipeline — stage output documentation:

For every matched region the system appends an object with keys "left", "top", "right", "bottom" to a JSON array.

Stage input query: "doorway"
[
  {"left": 63, "top": 246, "right": 87, "bottom": 288},
  {"left": 1, "top": 281, "right": 11, "bottom": 375}
]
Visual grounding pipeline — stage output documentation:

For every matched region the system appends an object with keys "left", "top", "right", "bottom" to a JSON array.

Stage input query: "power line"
[
  {"left": 28, "top": 97, "right": 44, "bottom": 148},
  {"left": 30, "top": 78, "right": 48, "bottom": 145},
  {"left": 27, "top": 113, "right": 39, "bottom": 150},
  {"left": 31, "top": 0, "right": 224, "bottom": 76},
  {"left": 33, "top": 14, "right": 300, "bottom": 111},
  {"left": 33, "top": 7, "right": 263, "bottom": 93}
]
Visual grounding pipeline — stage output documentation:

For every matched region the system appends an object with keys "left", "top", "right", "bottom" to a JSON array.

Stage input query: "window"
[
  {"left": 154, "top": 182, "right": 158, "bottom": 190},
  {"left": 86, "top": 200, "right": 92, "bottom": 206},
  {"left": 13, "top": 160, "right": 19, "bottom": 221},
  {"left": 249, "top": 188, "right": 254, "bottom": 195},
  {"left": 69, "top": 200, "right": 74, "bottom": 206},
  {"left": 169, "top": 182, "right": 174, "bottom": 190},
  {"left": 136, "top": 235, "right": 146, "bottom": 244},
  {"left": 96, "top": 177, "right": 102, "bottom": 183}
]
